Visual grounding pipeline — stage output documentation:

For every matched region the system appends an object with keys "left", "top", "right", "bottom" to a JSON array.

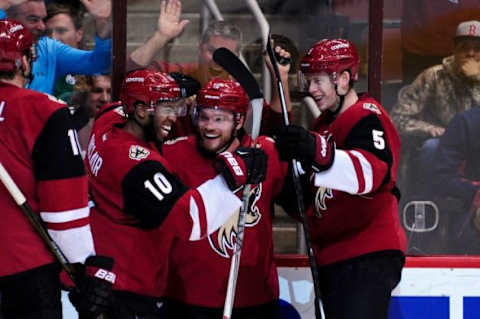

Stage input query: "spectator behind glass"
[
  {"left": 430, "top": 107, "right": 480, "bottom": 254},
  {"left": 127, "top": 0, "right": 292, "bottom": 139},
  {"left": 127, "top": 0, "right": 241, "bottom": 86},
  {"left": 401, "top": 0, "right": 480, "bottom": 85},
  {"left": 46, "top": 2, "right": 84, "bottom": 48},
  {"left": 69, "top": 74, "right": 111, "bottom": 153},
  {"left": 46, "top": 2, "right": 87, "bottom": 99},
  {"left": 391, "top": 20, "right": 480, "bottom": 191},
  {"left": 2, "top": 0, "right": 112, "bottom": 94}
]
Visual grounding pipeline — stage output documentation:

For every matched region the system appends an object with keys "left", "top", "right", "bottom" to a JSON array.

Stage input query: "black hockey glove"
[
  {"left": 69, "top": 255, "right": 116, "bottom": 317},
  {"left": 216, "top": 147, "right": 268, "bottom": 190},
  {"left": 275, "top": 125, "right": 335, "bottom": 172},
  {"left": 169, "top": 72, "right": 201, "bottom": 98}
]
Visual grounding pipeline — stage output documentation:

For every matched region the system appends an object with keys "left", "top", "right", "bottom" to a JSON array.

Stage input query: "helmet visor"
[
  {"left": 155, "top": 99, "right": 188, "bottom": 117},
  {"left": 297, "top": 71, "right": 334, "bottom": 92}
]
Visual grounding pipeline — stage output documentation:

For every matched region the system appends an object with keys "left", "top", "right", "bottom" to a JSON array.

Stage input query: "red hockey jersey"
[
  {"left": 0, "top": 82, "right": 93, "bottom": 277},
  {"left": 86, "top": 105, "right": 242, "bottom": 297},
  {"left": 162, "top": 135, "right": 288, "bottom": 308},
  {"left": 305, "top": 94, "right": 407, "bottom": 265}
]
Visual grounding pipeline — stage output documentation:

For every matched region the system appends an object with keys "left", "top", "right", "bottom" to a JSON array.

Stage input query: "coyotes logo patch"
[
  {"left": 363, "top": 103, "right": 381, "bottom": 115},
  {"left": 129, "top": 145, "right": 150, "bottom": 161},
  {"left": 314, "top": 186, "right": 333, "bottom": 217},
  {"left": 208, "top": 184, "right": 262, "bottom": 258}
]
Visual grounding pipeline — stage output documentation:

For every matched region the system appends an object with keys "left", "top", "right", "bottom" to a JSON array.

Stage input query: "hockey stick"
[
  {"left": 0, "top": 162, "right": 77, "bottom": 279},
  {"left": 200, "top": 0, "right": 224, "bottom": 21},
  {"left": 266, "top": 34, "right": 324, "bottom": 319},
  {"left": 213, "top": 47, "right": 263, "bottom": 141},
  {"left": 0, "top": 162, "right": 107, "bottom": 319},
  {"left": 213, "top": 47, "right": 263, "bottom": 319},
  {"left": 244, "top": 0, "right": 271, "bottom": 101}
]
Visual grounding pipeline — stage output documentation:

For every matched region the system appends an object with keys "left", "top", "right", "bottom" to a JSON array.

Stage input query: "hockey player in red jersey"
[
  {"left": 85, "top": 69, "right": 267, "bottom": 318},
  {"left": 161, "top": 78, "right": 288, "bottom": 319},
  {"left": 0, "top": 19, "right": 114, "bottom": 319},
  {"left": 275, "top": 39, "right": 407, "bottom": 319}
]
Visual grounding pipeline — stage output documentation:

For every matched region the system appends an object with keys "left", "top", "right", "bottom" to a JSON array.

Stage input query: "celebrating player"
[
  {"left": 0, "top": 19, "right": 112, "bottom": 319},
  {"left": 84, "top": 69, "right": 266, "bottom": 318},
  {"left": 275, "top": 39, "right": 407, "bottom": 319},
  {"left": 161, "top": 78, "right": 289, "bottom": 318}
]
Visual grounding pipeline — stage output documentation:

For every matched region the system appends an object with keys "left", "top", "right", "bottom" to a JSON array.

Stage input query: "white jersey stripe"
[
  {"left": 349, "top": 150, "right": 373, "bottom": 194},
  {"left": 40, "top": 206, "right": 89, "bottom": 223},
  {"left": 314, "top": 150, "right": 374, "bottom": 195},
  {"left": 189, "top": 199, "right": 201, "bottom": 241},
  {"left": 314, "top": 150, "right": 358, "bottom": 194},
  {"left": 190, "top": 175, "right": 241, "bottom": 241},
  {"left": 47, "top": 224, "right": 95, "bottom": 263}
]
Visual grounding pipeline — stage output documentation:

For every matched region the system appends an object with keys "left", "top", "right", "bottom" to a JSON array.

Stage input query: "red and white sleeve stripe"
[
  {"left": 40, "top": 206, "right": 95, "bottom": 263},
  {"left": 37, "top": 177, "right": 95, "bottom": 263},
  {"left": 188, "top": 175, "right": 241, "bottom": 241},
  {"left": 314, "top": 149, "right": 388, "bottom": 195}
]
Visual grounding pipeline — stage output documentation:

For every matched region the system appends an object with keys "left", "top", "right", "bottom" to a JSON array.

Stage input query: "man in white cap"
[
  {"left": 392, "top": 20, "right": 480, "bottom": 140},
  {"left": 390, "top": 20, "right": 480, "bottom": 204}
]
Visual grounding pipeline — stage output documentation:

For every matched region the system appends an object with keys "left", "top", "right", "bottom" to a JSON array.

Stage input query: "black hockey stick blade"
[{"left": 213, "top": 48, "right": 263, "bottom": 100}]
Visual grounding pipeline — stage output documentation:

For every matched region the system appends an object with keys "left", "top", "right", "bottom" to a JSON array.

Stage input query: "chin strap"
[
  {"left": 329, "top": 83, "right": 352, "bottom": 117},
  {"left": 22, "top": 56, "right": 35, "bottom": 86},
  {"left": 129, "top": 112, "right": 157, "bottom": 145},
  {"left": 216, "top": 125, "right": 246, "bottom": 155}
]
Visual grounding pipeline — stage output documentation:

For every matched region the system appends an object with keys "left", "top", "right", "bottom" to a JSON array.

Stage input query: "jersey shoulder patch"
[
  {"left": 129, "top": 145, "right": 150, "bottom": 161},
  {"left": 362, "top": 102, "right": 381, "bottom": 115}
]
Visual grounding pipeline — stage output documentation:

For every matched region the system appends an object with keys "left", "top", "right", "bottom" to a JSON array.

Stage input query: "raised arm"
[
  {"left": 265, "top": 43, "right": 292, "bottom": 114},
  {"left": 129, "top": 0, "right": 189, "bottom": 68},
  {"left": 80, "top": 0, "right": 112, "bottom": 39}
]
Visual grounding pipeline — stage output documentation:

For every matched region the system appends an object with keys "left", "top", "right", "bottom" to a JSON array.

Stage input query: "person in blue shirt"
[
  {"left": 430, "top": 107, "right": 480, "bottom": 254},
  {"left": 1, "top": 0, "right": 111, "bottom": 94}
]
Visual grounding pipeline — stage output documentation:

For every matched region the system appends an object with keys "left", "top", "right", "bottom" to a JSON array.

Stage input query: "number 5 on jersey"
[{"left": 372, "top": 129, "right": 385, "bottom": 150}]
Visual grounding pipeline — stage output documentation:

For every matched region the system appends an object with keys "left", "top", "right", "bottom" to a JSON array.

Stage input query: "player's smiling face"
[
  {"left": 306, "top": 72, "right": 339, "bottom": 112},
  {"left": 153, "top": 100, "right": 185, "bottom": 142},
  {"left": 196, "top": 108, "right": 238, "bottom": 153}
]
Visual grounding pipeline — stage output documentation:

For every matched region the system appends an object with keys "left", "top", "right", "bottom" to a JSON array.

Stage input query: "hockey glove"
[
  {"left": 275, "top": 125, "right": 335, "bottom": 172},
  {"left": 69, "top": 255, "right": 116, "bottom": 316},
  {"left": 216, "top": 147, "right": 267, "bottom": 190}
]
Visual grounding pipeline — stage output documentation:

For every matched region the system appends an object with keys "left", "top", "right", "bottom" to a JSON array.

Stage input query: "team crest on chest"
[
  {"left": 208, "top": 184, "right": 263, "bottom": 258},
  {"left": 314, "top": 186, "right": 333, "bottom": 217},
  {"left": 129, "top": 145, "right": 150, "bottom": 160}
]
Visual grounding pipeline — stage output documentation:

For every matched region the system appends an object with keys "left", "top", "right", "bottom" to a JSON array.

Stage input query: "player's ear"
[
  {"left": 337, "top": 70, "right": 351, "bottom": 94},
  {"left": 21, "top": 55, "right": 31, "bottom": 75},
  {"left": 235, "top": 114, "right": 245, "bottom": 131},
  {"left": 133, "top": 102, "right": 148, "bottom": 121}
]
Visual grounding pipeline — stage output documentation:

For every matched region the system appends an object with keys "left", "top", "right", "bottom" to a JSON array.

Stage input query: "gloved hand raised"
[
  {"left": 216, "top": 147, "right": 267, "bottom": 190},
  {"left": 275, "top": 125, "right": 335, "bottom": 172},
  {"left": 68, "top": 255, "right": 116, "bottom": 317}
]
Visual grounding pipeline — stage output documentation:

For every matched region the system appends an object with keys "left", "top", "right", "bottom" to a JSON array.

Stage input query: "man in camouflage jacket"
[{"left": 392, "top": 20, "right": 480, "bottom": 138}]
